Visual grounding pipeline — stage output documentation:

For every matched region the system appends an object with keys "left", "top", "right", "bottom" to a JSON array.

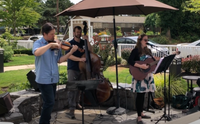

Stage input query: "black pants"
[{"left": 136, "top": 93, "right": 145, "bottom": 116}]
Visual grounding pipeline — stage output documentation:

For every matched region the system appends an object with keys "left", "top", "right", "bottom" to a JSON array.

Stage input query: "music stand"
[
  {"left": 152, "top": 54, "right": 175, "bottom": 124},
  {"left": 75, "top": 80, "right": 101, "bottom": 124}
]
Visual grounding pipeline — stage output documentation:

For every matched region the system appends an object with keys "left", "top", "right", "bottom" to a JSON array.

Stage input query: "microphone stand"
[
  {"left": 147, "top": 44, "right": 169, "bottom": 57},
  {"left": 148, "top": 44, "right": 176, "bottom": 122}
]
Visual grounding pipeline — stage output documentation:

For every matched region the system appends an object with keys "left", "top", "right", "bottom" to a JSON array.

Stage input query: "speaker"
[
  {"left": 26, "top": 70, "right": 40, "bottom": 92},
  {"left": 0, "top": 92, "right": 13, "bottom": 115}
]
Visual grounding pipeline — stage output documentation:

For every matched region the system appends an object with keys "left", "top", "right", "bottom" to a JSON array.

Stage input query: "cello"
[{"left": 79, "top": 21, "right": 113, "bottom": 104}]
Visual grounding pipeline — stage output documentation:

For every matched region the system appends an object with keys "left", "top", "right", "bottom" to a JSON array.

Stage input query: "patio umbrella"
[{"left": 56, "top": 0, "right": 178, "bottom": 115}]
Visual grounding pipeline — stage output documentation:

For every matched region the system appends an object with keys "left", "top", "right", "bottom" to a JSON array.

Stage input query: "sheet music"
[{"left": 153, "top": 57, "right": 164, "bottom": 74}]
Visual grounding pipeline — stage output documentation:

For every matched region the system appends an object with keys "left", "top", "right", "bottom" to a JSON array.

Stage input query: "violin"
[
  {"left": 61, "top": 41, "right": 84, "bottom": 52},
  {"left": 48, "top": 40, "right": 84, "bottom": 52}
]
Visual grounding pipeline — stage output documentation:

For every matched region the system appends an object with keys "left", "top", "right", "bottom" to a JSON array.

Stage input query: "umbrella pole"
[
  {"left": 106, "top": 7, "right": 125, "bottom": 115},
  {"left": 113, "top": 9, "right": 119, "bottom": 109}
]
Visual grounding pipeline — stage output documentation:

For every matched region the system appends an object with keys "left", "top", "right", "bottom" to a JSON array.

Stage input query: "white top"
[{"left": 182, "top": 76, "right": 200, "bottom": 80}]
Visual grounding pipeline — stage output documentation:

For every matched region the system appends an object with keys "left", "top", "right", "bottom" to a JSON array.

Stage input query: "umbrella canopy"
[{"left": 56, "top": 0, "right": 178, "bottom": 17}]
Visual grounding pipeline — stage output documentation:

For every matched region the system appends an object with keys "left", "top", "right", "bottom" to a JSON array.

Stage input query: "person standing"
[
  {"left": 65, "top": 26, "right": 92, "bottom": 119},
  {"left": 32, "top": 22, "right": 78, "bottom": 124},
  {"left": 128, "top": 34, "right": 156, "bottom": 124}
]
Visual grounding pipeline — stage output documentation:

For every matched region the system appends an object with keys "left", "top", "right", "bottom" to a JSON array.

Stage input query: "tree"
[
  {"left": 0, "top": 0, "right": 41, "bottom": 36},
  {"left": 35, "top": 0, "right": 74, "bottom": 34},
  {"left": 144, "top": 13, "right": 159, "bottom": 34},
  {"left": 156, "top": 0, "right": 186, "bottom": 39},
  {"left": 156, "top": 0, "right": 200, "bottom": 42},
  {"left": 184, "top": 0, "right": 200, "bottom": 14}
]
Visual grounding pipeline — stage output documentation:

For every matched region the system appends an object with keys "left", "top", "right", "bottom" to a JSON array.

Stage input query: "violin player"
[{"left": 32, "top": 22, "right": 78, "bottom": 124}]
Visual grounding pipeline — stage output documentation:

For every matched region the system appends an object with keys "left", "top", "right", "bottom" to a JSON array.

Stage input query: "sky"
[{"left": 70, "top": 0, "right": 82, "bottom": 4}]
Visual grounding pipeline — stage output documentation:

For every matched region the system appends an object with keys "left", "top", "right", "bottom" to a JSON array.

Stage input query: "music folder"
[{"left": 153, "top": 54, "right": 176, "bottom": 74}]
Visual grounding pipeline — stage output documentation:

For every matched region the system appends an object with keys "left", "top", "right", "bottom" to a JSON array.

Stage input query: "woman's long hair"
[{"left": 135, "top": 34, "right": 152, "bottom": 56}]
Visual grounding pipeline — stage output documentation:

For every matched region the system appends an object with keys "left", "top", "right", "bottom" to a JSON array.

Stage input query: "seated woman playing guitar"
[{"left": 128, "top": 34, "right": 156, "bottom": 124}]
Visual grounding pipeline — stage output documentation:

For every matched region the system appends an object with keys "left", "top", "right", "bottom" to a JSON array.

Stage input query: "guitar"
[{"left": 129, "top": 58, "right": 159, "bottom": 80}]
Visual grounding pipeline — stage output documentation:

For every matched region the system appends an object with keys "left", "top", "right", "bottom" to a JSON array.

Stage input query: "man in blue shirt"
[
  {"left": 65, "top": 26, "right": 92, "bottom": 119},
  {"left": 32, "top": 22, "right": 78, "bottom": 124}
]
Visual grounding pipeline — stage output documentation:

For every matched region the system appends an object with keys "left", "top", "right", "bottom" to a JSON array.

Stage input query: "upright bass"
[{"left": 79, "top": 21, "right": 113, "bottom": 104}]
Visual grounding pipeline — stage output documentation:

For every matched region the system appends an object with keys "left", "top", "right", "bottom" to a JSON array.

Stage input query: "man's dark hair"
[
  {"left": 41, "top": 23, "right": 55, "bottom": 35},
  {"left": 73, "top": 26, "right": 82, "bottom": 32}
]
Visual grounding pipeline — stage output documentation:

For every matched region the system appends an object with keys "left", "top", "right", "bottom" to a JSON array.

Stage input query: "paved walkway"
[
  {"left": 4, "top": 62, "right": 67, "bottom": 71},
  {"left": 28, "top": 106, "right": 200, "bottom": 124}
]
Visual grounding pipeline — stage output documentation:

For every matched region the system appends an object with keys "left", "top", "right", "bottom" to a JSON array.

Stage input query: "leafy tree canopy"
[
  {"left": 184, "top": 0, "right": 200, "bottom": 14},
  {"left": 0, "top": 0, "right": 41, "bottom": 36},
  {"left": 35, "top": 0, "right": 74, "bottom": 28},
  {"left": 156, "top": 0, "right": 200, "bottom": 42}
]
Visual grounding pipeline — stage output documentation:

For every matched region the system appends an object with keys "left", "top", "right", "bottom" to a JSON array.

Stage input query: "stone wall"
[
  {"left": 0, "top": 85, "right": 68, "bottom": 124},
  {"left": 101, "top": 89, "right": 149, "bottom": 110},
  {"left": 0, "top": 85, "right": 151, "bottom": 124}
]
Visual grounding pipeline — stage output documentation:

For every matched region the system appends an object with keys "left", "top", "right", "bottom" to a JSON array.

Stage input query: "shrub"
[
  {"left": 11, "top": 41, "right": 18, "bottom": 49},
  {"left": 121, "top": 59, "right": 127, "bottom": 65},
  {"left": 117, "top": 56, "right": 122, "bottom": 64},
  {"left": 93, "top": 42, "right": 114, "bottom": 71},
  {"left": 116, "top": 26, "right": 121, "bottom": 31},
  {"left": 106, "top": 56, "right": 115, "bottom": 66},
  {"left": 116, "top": 31, "right": 123, "bottom": 36},
  {"left": 107, "top": 55, "right": 122, "bottom": 66},
  {"left": 3, "top": 45, "right": 14, "bottom": 62},
  {"left": 121, "top": 48, "right": 132, "bottom": 62},
  {"left": 1, "top": 28, "right": 22, "bottom": 45},
  {"left": 178, "top": 32, "right": 200, "bottom": 43},
  {"left": 59, "top": 72, "right": 68, "bottom": 85},
  {"left": 154, "top": 75, "right": 187, "bottom": 100},
  {"left": 116, "top": 26, "right": 123, "bottom": 36},
  {"left": 13, "top": 54, "right": 29, "bottom": 57},
  {"left": 150, "top": 35, "right": 169, "bottom": 44},
  {"left": 0, "top": 38, "right": 8, "bottom": 47},
  {"left": 98, "top": 29, "right": 111, "bottom": 36},
  {"left": 13, "top": 49, "right": 33, "bottom": 55},
  {"left": 146, "top": 31, "right": 154, "bottom": 35},
  {"left": 182, "top": 55, "right": 200, "bottom": 73},
  {"left": 105, "top": 29, "right": 111, "bottom": 36}
]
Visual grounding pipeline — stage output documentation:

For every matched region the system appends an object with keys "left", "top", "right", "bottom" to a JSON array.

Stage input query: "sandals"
[{"left": 76, "top": 104, "right": 83, "bottom": 110}]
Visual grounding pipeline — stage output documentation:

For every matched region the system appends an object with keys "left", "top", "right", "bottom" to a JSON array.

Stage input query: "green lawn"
[
  {"left": 0, "top": 65, "right": 189, "bottom": 99},
  {"left": 103, "top": 67, "right": 132, "bottom": 84},
  {"left": 4, "top": 55, "right": 35, "bottom": 67},
  {"left": 0, "top": 66, "right": 67, "bottom": 94},
  {"left": 0, "top": 66, "right": 130, "bottom": 94}
]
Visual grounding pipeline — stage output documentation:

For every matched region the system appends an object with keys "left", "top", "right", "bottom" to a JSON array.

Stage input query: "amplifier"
[{"left": 0, "top": 92, "right": 13, "bottom": 115}]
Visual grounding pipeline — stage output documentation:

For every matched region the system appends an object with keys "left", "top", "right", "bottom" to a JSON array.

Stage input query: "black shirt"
[
  {"left": 128, "top": 47, "right": 140, "bottom": 66},
  {"left": 128, "top": 47, "right": 155, "bottom": 66},
  {"left": 65, "top": 38, "right": 85, "bottom": 71}
]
